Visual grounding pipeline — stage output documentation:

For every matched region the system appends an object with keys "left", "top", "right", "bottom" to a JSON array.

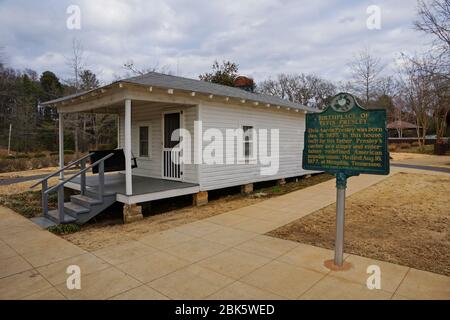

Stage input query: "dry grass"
[
  {"left": 0, "top": 154, "right": 80, "bottom": 174},
  {"left": 0, "top": 166, "right": 62, "bottom": 179},
  {"left": 0, "top": 190, "right": 58, "bottom": 218},
  {"left": 268, "top": 172, "right": 450, "bottom": 276},
  {"left": 0, "top": 176, "right": 61, "bottom": 195}
]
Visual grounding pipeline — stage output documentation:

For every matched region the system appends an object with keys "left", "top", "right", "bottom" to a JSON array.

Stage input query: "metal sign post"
[
  {"left": 334, "top": 173, "right": 347, "bottom": 266},
  {"left": 302, "top": 92, "right": 389, "bottom": 268}
]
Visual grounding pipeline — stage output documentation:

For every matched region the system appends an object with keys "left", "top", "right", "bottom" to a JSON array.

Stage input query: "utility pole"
[{"left": 7, "top": 123, "right": 12, "bottom": 155}]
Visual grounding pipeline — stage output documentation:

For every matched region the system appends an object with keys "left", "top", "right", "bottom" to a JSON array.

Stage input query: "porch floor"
[{"left": 69, "top": 173, "right": 199, "bottom": 197}]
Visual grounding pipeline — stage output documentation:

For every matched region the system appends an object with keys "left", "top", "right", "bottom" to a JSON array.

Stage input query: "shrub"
[
  {"left": 271, "top": 186, "right": 282, "bottom": 194},
  {"left": 49, "top": 151, "right": 58, "bottom": 156},
  {"left": 411, "top": 141, "right": 420, "bottom": 147},
  {"left": 15, "top": 153, "right": 30, "bottom": 159},
  {"left": 388, "top": 144, "right": 398, "bottom": 152},
  {"left": 33, "top": 152, "right": 47, "bottom": 158},
  {"left": 0, "top": 158, "right": 29, "bottom": 172},
  {"left": 47, "top": 224, "right": 80, "bottom": 235},
  {"left": 96, "top": 143, "right": 116, "bottom": 151},
  {"left": 29, "top": 157, "right": 55, "bottom": 169},
  {"left": 0, "top": 156, "right": 59, "bottom": 173},
  {"left": 64, "top": 150, "right": 74, "bottom": 155},
  {"left": 399, "top": 143, "right": 411, "bottom": 149}
]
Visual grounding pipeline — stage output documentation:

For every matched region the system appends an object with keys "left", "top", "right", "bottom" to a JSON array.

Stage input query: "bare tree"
[
  {"left": 258, "top": 73, "right": 336, "bottom": 109},
  {"left": 413, "top": 1, "right": 450, "bottom": 143},
  {"left": 67, "top": 38, "right": 85, "bottom": 92},
  {"left": 412, "top": 0, "right": 450, "bottom": 82},
  {"left": 122, "top": 59, "right": 172, "bottom": 77},
  {"left": 348, "top": 48, "right": 385, "bottom": 105},
  {"left": 0, "top": 47, "right": 4, "bottom": 68},
  {"left": 415, "top": 0, "right": 450, "bottom": 51},
  {"left": 398, "top": 58, "right": 434, "bottom": 147},
  {"left": 65, "top": 38, "right": 86, "bottom": 158}
]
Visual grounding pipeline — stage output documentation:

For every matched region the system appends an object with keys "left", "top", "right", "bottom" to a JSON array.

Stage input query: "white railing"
[{"left": 163, "top": 148, "right": 181, "bottom": 180}]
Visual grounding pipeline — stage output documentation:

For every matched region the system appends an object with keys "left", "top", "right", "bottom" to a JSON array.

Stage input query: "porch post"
[
  {"left": 124, "top": 99, "right": 133, "bottom": 195},
  {"left": 58, "top": 112, "right": 64, "bottom": 180},
  {"left": 117, "top": 114, "right": 120, "bottom": 148}
]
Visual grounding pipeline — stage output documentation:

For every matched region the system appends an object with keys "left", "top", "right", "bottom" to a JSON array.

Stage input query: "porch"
[
  {"left": 34, "top": 82, "right": 202, "bottom": 225},
  {"left": 66, "top": 173, "right": 199, "bottom": 204},
  {"left": 56, "top": 96, "right": 198, "bottom": 196}
]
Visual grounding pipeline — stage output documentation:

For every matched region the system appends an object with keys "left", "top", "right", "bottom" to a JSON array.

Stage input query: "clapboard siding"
[
  {"left": 119, "top": 103, "right": 198, "bottom": 183},
  {"left": 198, "top": 103, "right": 307, "bottom": 191},
  {"left": 182, "top": 105, "right": 198, "bottom": 183}
]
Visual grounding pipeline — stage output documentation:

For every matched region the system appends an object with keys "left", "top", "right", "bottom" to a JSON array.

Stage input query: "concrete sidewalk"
[{"left": 1, "top": 168, "right": 449, "bottom": 300}]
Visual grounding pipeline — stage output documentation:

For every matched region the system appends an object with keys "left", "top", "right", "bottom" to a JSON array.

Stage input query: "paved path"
[
  {"left": 0, "top": 174, "right": 51, "bottom": 186},
  {"left": 0, "top": 170, "right": 79, "bottom": 186},
  {"left": 391, "top": 163, "right": 450, "bottom": 173},
  {"left": 1, "top": 168, "right": 449, "bottom": 300}
]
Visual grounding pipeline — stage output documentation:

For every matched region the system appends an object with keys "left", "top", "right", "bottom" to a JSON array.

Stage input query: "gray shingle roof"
[{"left": 43, "top": 72, "right": 314, "bottom": 112}]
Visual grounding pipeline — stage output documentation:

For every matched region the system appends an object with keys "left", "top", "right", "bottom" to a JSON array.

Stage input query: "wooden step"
[
  {"left": 85, "top": 188, "right": 116, "bottom": 198},
  {"left": 71, "top": 194, "right": 102, "bottom": 208},
  {"left": 64, "top": 202, "right": 90, "bottom": 216},
  {"left": 45, "top": 209, "right": 77, "bottom": 224}
]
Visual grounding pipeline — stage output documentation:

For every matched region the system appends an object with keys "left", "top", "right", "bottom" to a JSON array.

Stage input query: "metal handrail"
[
  {"left": 45, "top": 153, "right": 114, "bottom": 195},
  {"left": 30, "top": 153, "right": 94, "bottom": 189}
]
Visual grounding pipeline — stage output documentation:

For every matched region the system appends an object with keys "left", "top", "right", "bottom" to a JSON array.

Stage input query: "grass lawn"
[{"left": 268, "top": 172, "right": 450, "bottom": 276}]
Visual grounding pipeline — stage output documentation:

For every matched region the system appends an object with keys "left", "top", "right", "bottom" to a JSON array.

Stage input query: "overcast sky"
[{"left": 0, "top": 0, "right": 430, "bottom": 85}]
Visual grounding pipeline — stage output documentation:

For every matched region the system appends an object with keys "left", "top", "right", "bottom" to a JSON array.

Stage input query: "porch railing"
[
  {"left": 163, "top": 148, "right": 181, "bottom": 180},
  {"left": 30, "top": 152, "right": 114, "bottom": 221}
]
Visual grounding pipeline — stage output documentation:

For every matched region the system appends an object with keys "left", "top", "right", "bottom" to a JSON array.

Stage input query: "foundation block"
[
  {"left": 123, "top": 204, "right": 143, "bottom": 224},
  {"left": 193, "top": 191, "right": 208, "bottom": 206},
  {"left": 241, "top": 183, "right": 254, "bottom": 194}
]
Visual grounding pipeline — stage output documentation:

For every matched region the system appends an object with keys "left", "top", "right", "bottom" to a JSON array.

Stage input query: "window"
[
  {"left": 139, "top": 126, "right": 150, "bottom": 157},
  {"left": 243, "top": 125, "right": 254, "bottom": 161}
]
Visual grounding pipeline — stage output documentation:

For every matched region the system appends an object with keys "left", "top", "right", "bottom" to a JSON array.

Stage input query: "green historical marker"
[{"left": 302, "top": 92, "right": 389, "bottom": 266}]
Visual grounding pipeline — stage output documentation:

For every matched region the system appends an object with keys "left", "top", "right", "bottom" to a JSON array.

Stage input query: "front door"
[{"left": 162, "top": 112, "right": 182, "bottom": 180}]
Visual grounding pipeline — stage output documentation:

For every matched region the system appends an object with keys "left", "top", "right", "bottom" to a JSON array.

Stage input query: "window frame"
[
  {"left": 241, "top": 124, "right": 256, "bottom": 164},
  {"left": 135, "top": 121, "right": 152, "bottom": 160}
]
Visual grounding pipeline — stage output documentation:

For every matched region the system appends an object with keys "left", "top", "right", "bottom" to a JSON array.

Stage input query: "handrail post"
[
  {"left": 98, "top": 161, "right": 104, "bottom": 201},
  {"left": 57, "top": 186, "right": 65, "bottom": 223},
  {"left": 42, "top": 180, "right": 48, "bottom": 216},
  {"left": 80, "top": 158, "right": 86, "bottom": 196}
]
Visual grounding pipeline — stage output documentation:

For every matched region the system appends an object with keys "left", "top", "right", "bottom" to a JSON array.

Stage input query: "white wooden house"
[{"left": 36, "top": 72, "right": 315, "bottom": 225}]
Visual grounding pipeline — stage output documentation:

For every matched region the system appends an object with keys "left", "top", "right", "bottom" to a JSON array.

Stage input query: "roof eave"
[{"left": 42, "top": 80, "right": 312, "bottom": 112}]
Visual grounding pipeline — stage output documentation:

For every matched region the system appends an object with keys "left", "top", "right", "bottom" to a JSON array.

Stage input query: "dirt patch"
[
  {"left": 59, "top": 174, "right": 334, "bottom": 251},
  {"left": 268, "top": 173, "right": 450, "bottom": 276}
]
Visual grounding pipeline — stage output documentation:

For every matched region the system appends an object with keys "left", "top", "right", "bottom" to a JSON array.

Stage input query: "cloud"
[{"left": 0, "top": 0, "right": 432, "bottom": 84}]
